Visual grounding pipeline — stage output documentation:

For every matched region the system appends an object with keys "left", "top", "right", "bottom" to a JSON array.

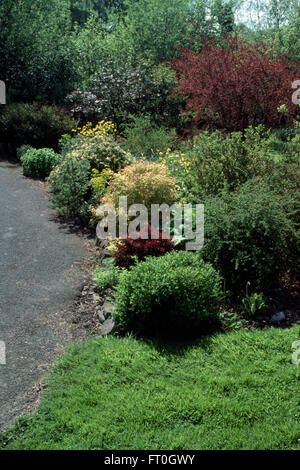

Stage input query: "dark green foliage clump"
[
  {"left": 115, "top": 251, "right": 223, "bottom": 338},
  {"left": 0, "top": 103, "right": 75, "bottom": 156},
  {"left": 47, "top": 154, "right": 91, "bottom": 219},
  {"left": 201, "top": 179, "right": 300, "bottom": 295},
  {"left": 21, "top": 148, "right": 61, "bottom": 179}
]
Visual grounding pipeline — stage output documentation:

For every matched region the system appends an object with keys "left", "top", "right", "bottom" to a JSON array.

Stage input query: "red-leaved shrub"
[
  {"left": 172, "top": 35, "right": 300, "bottom": 132},
  {"left": 114, "top": 225, "right": 174, "bottom": 269}
]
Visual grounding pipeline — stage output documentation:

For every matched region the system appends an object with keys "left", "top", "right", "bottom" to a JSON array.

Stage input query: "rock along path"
[{"left": 0, "top": 161, "right": 89, "bottom": 430}]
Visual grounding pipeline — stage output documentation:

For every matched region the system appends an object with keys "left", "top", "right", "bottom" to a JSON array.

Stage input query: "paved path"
[{"left": 0, "top": 162, "right": 88, "bottom": 430}]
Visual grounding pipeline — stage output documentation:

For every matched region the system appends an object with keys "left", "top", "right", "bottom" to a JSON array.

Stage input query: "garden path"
[{"left": 0, "top": 161, "right": 88, "bottom": 430}]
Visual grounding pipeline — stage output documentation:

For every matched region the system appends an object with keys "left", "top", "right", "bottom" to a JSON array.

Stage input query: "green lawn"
[{"left": 1, "top": 327, "right": 299, "bottom": 450}]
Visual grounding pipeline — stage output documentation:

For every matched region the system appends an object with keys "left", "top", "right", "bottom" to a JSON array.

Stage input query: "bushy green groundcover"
[{"left": 1, "top": 327, "right": 299, "bottom": 450}]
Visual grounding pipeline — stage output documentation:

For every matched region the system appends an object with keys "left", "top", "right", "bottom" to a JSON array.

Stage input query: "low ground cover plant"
[
  {"left": 241, "top": 290, "right": 267, "bottom": 320},
  {"left": 115, "top": 251, "right": 223, "bottom": 338},
  {"left": 93, "top": 258, "right": 123, "bottom": 293},
  {"left": 21, "top": 147, "right": 61, "bottom": 179},
  {"left": 1, "top": 327, "right": 299, "bottom": 450}
]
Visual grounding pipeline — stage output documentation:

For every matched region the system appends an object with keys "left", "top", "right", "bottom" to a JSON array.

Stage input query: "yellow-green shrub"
[
  {"left": 89, "top": 168, "right": 114, "bottom": 227},
  {"left": 90, "top": 168, "right": 114, "bottom": 204},
  {"left": 102, "top": 160, "right": 179, "bottom": 210}
]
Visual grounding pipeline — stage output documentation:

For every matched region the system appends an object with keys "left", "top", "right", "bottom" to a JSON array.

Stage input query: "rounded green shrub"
[
  {"left": 17, "top": 144, "right": 34, "bottom": 160},
  {"left": 115, "top": 251, "right": 223, "bottom": 338},
  {"left": 48, "top": 154, "right": 90, "bottom": 218},
  {"left": 182, "top": 126, "right": 274, "bottom": 201},
  {"left": 21, "top": 148, "right": 61, "bottom": 179},
  {"left": 201, "top": 179, "right": 300, "bottom": 295}
]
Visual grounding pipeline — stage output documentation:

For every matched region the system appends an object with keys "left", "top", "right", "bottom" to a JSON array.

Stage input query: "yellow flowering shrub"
[
  {"left": 159, "top": 149, "right": 191, "bottom": 180},
  {"left": 158, "top": 149, "right": 192, "bottom": 201},
  {"left": 48, "top": 121, "right": 131, "bottom": 219},
  {"left": 66, "top": 121, "right": 131, "bottom": 172},
  {"left": 74, "top": 121, "right": 117, "bottom": 139}
]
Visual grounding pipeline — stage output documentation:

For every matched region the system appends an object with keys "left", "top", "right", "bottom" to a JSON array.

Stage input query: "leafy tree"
[
  {"left": 172, "top": 34, "right": 300, "bottom": 132},
  {"left": 273, "top": 1, "right": 300, "bottom": 62},
  {"left": 0, "top": 0, "right": 74, "bottom": 101},
  {"left": 236, "top": 0, "right": 300, "bottom": 60},
  {"left": 69, "top": 0, "right": 129, "bottom": 25},
  {"left": 211, "top": 0, "right": 236, "bottom": 34},
  {"left": 242, "top": 0, "right": 298, "bottom": 30},
  {"left": 115, "top": 0, "right": 208, "bottom": 63}
]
